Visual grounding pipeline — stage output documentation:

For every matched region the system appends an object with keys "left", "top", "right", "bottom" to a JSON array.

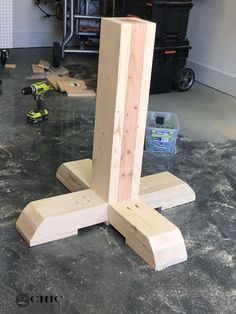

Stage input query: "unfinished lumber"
[
  {"left": 66, "top": 90, "right": 96, "bottom": 97},
  {"left": 56, "top": 159, "right": 195, "bottom": 209},
  {"left": 16, "top": 18, "right": 194, "bottom": 271},
  {"left": 91, "top": 18, "right": 156, "bottom": 203},
  {"left": 139, "top": 172, "right": 196, "bottom": 209},
  {"left": 38, "top": 60, "right": 50, "bottom": 70},
  {"left": 5, "top": 64, "right": 16, "bottom": 69},
  {"left": 58, "top": 80, "right": 87, "bottom": 93},
  {"left": 32, "top": 64, "right": 44, "bottom": 73},
  {"left": 58, "top": 66, "right": 69, "bottom": 76},
  {"left": 109, "top": 199, "right": 187, "bottom": 270},
  {"left": 56, "top": 159, "right": 92, "bottom": 192},
  {"left": 16, "top": 189, "right": 108, "bottom": 246},
  {"left": 46, "top": 75, "right": 74, "bottom": 90}
]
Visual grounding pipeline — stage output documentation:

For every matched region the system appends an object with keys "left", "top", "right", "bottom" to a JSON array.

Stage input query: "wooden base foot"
[
  {"left": 56, "top": 159, "right": 92, "bottom": 192},
  {"left": 16, "top": 189, "right": 108, "bottom": 246},
  {"left": 16, "top": 191, "right": 187, "bottom": 270},
  {"left": 56, "top": 159, "right": 196, "bottom": 209},
  {"left": 16, "top": 158, "right": 193, "bottom": 269},
  {"left": 109, "top": 199, "right": 187, "bottom": 270}
]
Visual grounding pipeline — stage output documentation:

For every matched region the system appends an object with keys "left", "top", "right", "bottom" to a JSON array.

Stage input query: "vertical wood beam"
[{"left": 91, "top": 18, "right": 156, "bottom": 203}]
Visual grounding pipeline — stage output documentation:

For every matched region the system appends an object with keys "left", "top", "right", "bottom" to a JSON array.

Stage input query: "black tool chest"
[{"left": 124, "top": 0, "right": 195, "bottom": 93}]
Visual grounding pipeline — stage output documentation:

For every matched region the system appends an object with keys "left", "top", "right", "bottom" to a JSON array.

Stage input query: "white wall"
[
  {"left": 187, "top": 0, "right": 236, "bottom": 96},
  {"left": 13, "top": 0, "right": 61, "bottom": 48}
]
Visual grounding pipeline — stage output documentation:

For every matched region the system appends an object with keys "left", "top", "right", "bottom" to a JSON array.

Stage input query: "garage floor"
[{"left": 0, "top": 49, "right": 236, "bottom": 314}]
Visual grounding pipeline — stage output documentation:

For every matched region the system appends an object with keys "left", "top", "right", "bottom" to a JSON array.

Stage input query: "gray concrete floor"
[
  {"left": 149, "top": 82, "right": 236, "bottom": 143},
  {"left": 0, "top": 49, "right": 236, "bottom": 314}
]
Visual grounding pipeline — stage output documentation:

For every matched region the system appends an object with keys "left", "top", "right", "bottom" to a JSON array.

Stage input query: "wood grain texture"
[
  {"left": 109, "top": 199, "right": 187, "bottom": 271},
  {"left": 56, "top": 159, "right": 92, "bottom": 192},
  {"left": 58, "top": 80, "right": 87, "bottom": 93},
  {"left": 16, "top": 189, "right": 108, "bottom": 246},
  {"left": 56, "top": 159, "right": 196, "bottom": 209},
  {"left": 140, "top": 172, "right": 196, "bottom": 209},
  {"left": 66, "top": 90, "right": 96, "bottom": 97},
  {"left": 91, "top": 18, "right": 156, "bottom": 203},
  {"left": 46, "top": 75, "right": 72, "bottom": 90},
  {"left": 16, "top": 18, "right": 192, "bottom": 271},
  {"left": 91, "top": 19, "right": 131, "bottom": 203},
  {"left": 117, "top": 23, "right": 146, "bottom": 201}
]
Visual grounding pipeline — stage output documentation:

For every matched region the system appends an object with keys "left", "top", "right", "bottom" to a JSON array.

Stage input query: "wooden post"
[
  {"left": 91, "top": 18, "right": 156, "bottom": 203},
  {"left": 16, "top": 18, "right": 195, "bottom": 271}
]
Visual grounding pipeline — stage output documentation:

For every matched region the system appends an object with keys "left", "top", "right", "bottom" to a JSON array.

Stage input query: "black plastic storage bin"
[
  {"left": 123, "top": 0, "right": 195, "bottom": 93},
  {"left": 124, "top": 0, "right": 146, "bottom": 18},
  {"left": 150, "top": 44, "right": 194, "bottom": 94},
  {"left": 146, "top": 1, "right": 193, "bottom": 41},
  {"left": 124, "top": 0, "right": 193, "bottom": 42}
]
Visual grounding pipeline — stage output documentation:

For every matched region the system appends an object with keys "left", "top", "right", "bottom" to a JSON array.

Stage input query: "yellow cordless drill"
[{"left": 22, "top": 81, "right": 50, "bottom": 123}]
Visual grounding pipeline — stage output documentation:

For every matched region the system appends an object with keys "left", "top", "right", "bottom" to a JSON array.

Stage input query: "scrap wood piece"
[
  {"left": 26, "top": 66, "right": 69, "bottom": 81},
  {"left": 58, "top": 80, "right": 87, "bottom": 93},
  {"left": 46, "top": 75, "right": 73, "bottom": 90},
  {"left": 66, "top": 90, "right": 96, "bottom": 97},
  {"left": 109, "top": 199, "right": 187, "bottom": 271},
  {"left": 38, "top": 60, "right": 50, "bottom": 70},
  {"left": 32, "top": 64, "right": 44, "bottom": 73},
  {"left": 5, "top": 64, "right": 16, "bottom": 69},
  {"left": 57, "top": 66, "right": 69, "bottom": 76}
]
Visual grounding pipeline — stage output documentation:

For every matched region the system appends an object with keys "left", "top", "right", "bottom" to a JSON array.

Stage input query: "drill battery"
[{"left": 26, "top": 108, "right": 49, "bottom": 124}]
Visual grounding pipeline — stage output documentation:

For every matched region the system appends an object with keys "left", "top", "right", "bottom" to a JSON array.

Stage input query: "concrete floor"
[
  {"left": 0, "top": 49, "right": 236, "bottom": 313},
  {"left": 150, "top": 83, "right": 236, "bottom": 143}
]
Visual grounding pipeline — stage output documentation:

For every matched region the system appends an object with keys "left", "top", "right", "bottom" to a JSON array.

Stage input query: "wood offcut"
[
  {"left": 38, "top": 59, "right": 50, "bottom": 70},
  {"left": 32, "top": 64, "right": 44, "bottom": 73},
  {"left": 5, "top": 64, "right": 16, "bottom": 69}
]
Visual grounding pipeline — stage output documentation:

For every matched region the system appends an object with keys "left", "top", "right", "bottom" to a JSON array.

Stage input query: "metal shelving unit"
[{"left": 53, "top": 0, "right": 111, "bottom": 67}]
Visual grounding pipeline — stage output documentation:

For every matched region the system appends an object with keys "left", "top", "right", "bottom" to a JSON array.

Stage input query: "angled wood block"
[
  {"left": 56, "top": 159, "right": 195, "bottom": 209},
  {"left": 109, "top": 199, "right": 187, "bottom": 270},
  {"left": 56, "top": 159, "right": 92, "bottom": 192},
  {"left": 16, "top": 189, "right": 108, "bottom": 246},
  {"left": 139, "top": 172, "right": 196, "bottom": 209}
]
